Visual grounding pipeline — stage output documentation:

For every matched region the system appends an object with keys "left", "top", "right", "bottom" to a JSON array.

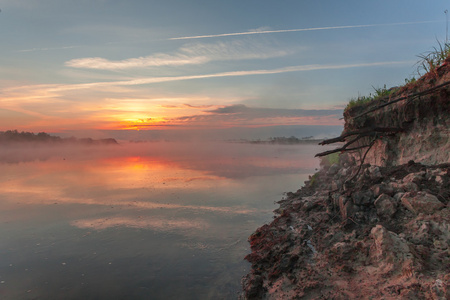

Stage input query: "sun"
[{"left": 119, "top": 116, "right": 169, "bottom": 130}]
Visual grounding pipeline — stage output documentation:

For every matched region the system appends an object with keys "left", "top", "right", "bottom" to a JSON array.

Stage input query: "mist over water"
[{"left": 0, "top": 141, "right": 329, "bottom": 299}]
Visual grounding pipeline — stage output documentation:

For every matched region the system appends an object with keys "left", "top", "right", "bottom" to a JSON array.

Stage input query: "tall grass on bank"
[
  {"left": 345, "top": 85, "right": 397, "bottom": 111},
  {"left": 416, "top": 40, "right": 450, "bottom": 76},
  {"left": 345, "top": 40, "right": 450, "bottom": 112}
]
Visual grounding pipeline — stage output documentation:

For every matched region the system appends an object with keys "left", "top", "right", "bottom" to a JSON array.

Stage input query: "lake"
[{"left": 0, "top": 141, "right": 326, "bottom": 299}]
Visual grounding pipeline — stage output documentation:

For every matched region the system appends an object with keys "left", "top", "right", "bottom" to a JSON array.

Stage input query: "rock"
[
  {"left": 366, "top": 166, "right": 383, "bottom": 181},
  {"left": 401, "top": 192, "right": 445, "bottom": 215},
  {"left": 370, "top": 225, "right": 415, "bottom": 274},
  {"left": 352, "top": 190, "right": 374, "bottom": 206},
  {"left": 338, "top": 196, "right": 354, "bottom": 219},
  {"left": 393, "top": 192, "right": 405, "bottom": 202},
  {"left": 331, "top": 179, "right": 343, "bottom": 190},
  {"left": 388, "top": 181, "right": 402, "bottom": 192},
  {"left": 243, "top": 275, "right": 265, "bottom": 299},
  {"left": 431, "top": 279, "right": 447, "bottom": 300},
  {"left": 340, "top": 153, "right": 356, "bottom": 167},
  {"left": 402, "top": 171, "right": 425, "bottom": 184},
  {"left": 331, "top": 193, "right": 341, "bottom": 207},
  {"left": 338, "top": 167, "right": 350, "bottom": 177},
  {"left": 327, "top": 163, "right": 340, "bottom": 176},
  {"left": 374, "top": 194, "right": 397, "bottom": 218},
  {"left": 371, "top": 183, "right": 395, "bottom": 197},
  {"left": 399, "top": 182, "right": 419, "bottom": 192}
]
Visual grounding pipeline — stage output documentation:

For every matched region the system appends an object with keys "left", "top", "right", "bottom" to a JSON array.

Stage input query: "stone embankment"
[{"left": 241, "top": 63, "right": 450, "bottom": 299}]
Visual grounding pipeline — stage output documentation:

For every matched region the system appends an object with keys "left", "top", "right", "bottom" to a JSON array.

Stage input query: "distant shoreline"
[
  {"left": 227, "top": 138, "right": 324, "bottom": 145},
  {"left": 0, "top": 130, "right": 118, "bottom": 146}
]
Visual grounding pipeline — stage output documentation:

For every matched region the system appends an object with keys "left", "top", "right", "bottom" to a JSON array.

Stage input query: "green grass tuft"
[
  {"left": 309, "top": 173, "right": 319, "bottom": 187},
  {"left": 345, "top": 85, "right": 397, "bottom": 111},
  {"left": 416, "top": 39, "right": 450, "bottom": 76}
]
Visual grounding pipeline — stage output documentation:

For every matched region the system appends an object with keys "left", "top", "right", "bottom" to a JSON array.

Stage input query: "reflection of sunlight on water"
[{"left": 99, "top": 155, "right": 224, "bottom": 189}]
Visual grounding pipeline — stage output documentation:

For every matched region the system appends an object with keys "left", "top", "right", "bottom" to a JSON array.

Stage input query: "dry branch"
[
  {"left": 319, "top": 127, "right": 404, "bottom": 146},
  {"left": 315, "top": 142, "right": 375, "bottom": 157},
  {"left": 346, "top": 138, "right": 377, "bottom": 182}
]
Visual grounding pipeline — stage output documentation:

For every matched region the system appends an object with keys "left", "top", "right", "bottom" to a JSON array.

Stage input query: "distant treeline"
[
  {"left": 0, "top": 130, "right": 118, "bottom": 145},
  {"left": 233, "top": 136, "right": 323, "bottom": 145}
]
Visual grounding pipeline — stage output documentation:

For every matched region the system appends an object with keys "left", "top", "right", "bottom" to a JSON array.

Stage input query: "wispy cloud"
[
  {"left": 6, "top": 60, "right": 413, "bottom": 95},
  {"left": 66, "top": 40, "right": 291, "bottom": 70},
  {"left": 66, "top": 54, "right": 209, "bottom": 70},
  {"left": 160, "top": 104, "right": 217, "bottom": 109},
  {"left": 111, "top": 60, "right": 413, "bottom": 86},
  {"left": 18, "top": 45, "right": 80, "bottom": 53},
  {"left": 205, "top": 104, "right": 341, "bottom": 117},
  {"left": 169, "top": 20, "right": 439, "bottom": 40},
  {"left": 183, "top": 104, "right": 216, "bottom": 109},
  {"left": 169, "top": 104, "right": 344, "bottom": 127}
]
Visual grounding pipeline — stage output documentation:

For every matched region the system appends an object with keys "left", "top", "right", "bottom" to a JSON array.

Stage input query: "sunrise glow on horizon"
[{"left": 1, "top": 1, "right": 448, "bottom": 139}]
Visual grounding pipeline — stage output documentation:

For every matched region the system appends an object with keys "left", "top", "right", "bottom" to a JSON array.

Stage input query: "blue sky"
[{"left": 0, "top": 0, "right": 448, "bottom": 139}]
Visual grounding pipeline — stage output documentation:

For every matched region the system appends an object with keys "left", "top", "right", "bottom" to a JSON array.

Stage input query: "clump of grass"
[
  {"left": 346, "top": 95, "right": 372, "bottom": 110},
  {"left": 309, "top": 172, "right": 319, "bottom": 187},
  {"left": 345, "top": 85, "right": 397, "bottom": 111},
  {"left": 372, "top": 84, "right": 397, "bottom": 99},
  {"left": 399, "top": 76, "right": 420, "bottom": 92},
  {"left": 416, "top": 39, "right": 450, "bottom": 76},
  {"left": 404, "top": 76, "right": 417, "bottom": 85}
]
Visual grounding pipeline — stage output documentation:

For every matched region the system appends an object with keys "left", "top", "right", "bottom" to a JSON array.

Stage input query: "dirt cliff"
[
  {"left": 343, "top": 63, "right": 450, "bottom": 167},
  {"left": 241, "top": 62, "right": 450, "bottom": 299}
]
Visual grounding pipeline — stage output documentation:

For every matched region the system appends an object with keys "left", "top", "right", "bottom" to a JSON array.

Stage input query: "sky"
[{"left": 0, "top": 0, "right": 448, "bottom": 140}]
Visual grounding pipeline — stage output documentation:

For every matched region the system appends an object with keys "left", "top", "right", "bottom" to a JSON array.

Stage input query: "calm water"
[{"left": 0, "top": 141, "right": 325, "bottom": 299}]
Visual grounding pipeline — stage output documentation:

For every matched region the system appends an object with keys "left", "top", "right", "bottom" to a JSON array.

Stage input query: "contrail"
[{"left": 169, "top": 20, "right": 439, "bottom": 40}]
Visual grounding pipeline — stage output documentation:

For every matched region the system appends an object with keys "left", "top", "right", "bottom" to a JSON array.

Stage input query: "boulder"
[
  {"left": 435, "top": 175, "right": 444, "bottom": 185},
  {"left": 374, "top": 194, "right": 397, "bottom": 218},
  {"left": 370, "top": 225, "right": 415, "bottom": 274},
  {"left": 393, "top": 192, "right": 405, "bottom": 202},
  {"left": 327, "top": 163, "right": 340, "bottom": 176},
  {"left": 401, "top": 192, "right": 445, "bottom": 215},
  {"left": 399, "top": 182, "right": 419, "bottom": 192},
  {"left": 366, "top": 166, "right": 383, "bottom": 181},
  {"left": 402, "top": 171, "right": 425, "bottom": 184},
  {"left": 352, "top": 190, "right": 374, "bottom": 206},
  {"left": 371, "top": 183, "right": 395, "bottom": 197}
]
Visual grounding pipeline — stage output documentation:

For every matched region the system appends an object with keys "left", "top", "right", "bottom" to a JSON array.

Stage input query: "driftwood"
[
  {"left": 315, "top": 141, "right": 372, "bottom": 157},
  {"left": 319, "top": 127, "right": 404, "bottom": 146},
  {"left": 354, "top": 80, "right": 450, "bottom": 119},
  {"left": 315, "top": 127, "right": 404, "bottom": 157}
]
